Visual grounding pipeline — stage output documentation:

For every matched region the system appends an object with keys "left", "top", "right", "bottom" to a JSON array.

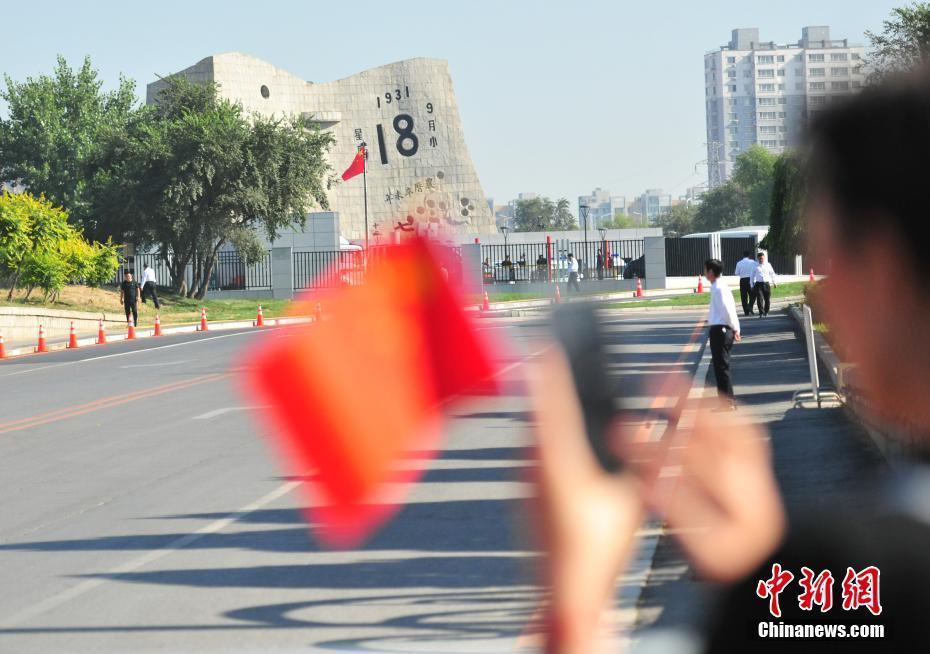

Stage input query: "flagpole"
[{"left": 360, "top": 143, "right": 369, "bottom": 251}]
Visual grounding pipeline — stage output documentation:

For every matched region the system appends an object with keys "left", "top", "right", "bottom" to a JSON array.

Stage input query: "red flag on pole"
[{"left": 341, "top": 146, "right": 366, "bottom": 181}]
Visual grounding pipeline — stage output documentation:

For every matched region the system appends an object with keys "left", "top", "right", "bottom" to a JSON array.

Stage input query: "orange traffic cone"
[
  {"left": 254, "top": 305, "right": 264, "bottom": 327},
  {"left": 635, "top": 276, "right": 644, "bottom": 298},
  {"left": 0, "top": 331, "right": 6, "bottom": 359},
  {"left": 809, "top": 267, "right": 816, "bottom": 282},
  {"left": 315, "top": 302, "right": 323, "bottom": 322},
  {"left": 154, "top": 314, "right": 163, "bottom": 336},
  {"left": 481, "top": 292, "right": 490, "bottom": 312},
  {"left": 127, "top": 316, "right": 136, "bottom": 340},
  {"left": 97, "top": 319, "right": 107, "bottom": 345},
  {"left": 36, "top": 325, "right": 48, "bottom": 353},
  {"left": 696, "top": 276, "right": 704, "bottom": 293},
  {"left": 198, "top": 307, "right": 208, "bottom": 332},
  {"left": 554, "top": 284, "right": 562, "bottom": 304},
  {"left": 67, "top": 321, "right": 79, "bottom": 349}
]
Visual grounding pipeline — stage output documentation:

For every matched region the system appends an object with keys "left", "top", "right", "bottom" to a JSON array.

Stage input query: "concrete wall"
[{"left": 1, "top": 307, "right": 127, "bottom": 342}]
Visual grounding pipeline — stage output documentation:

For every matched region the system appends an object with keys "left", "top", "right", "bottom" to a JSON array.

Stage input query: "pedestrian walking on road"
[
  {"left": 119, "top": 271, "right": 141, "bottom": 327},
  {"left": 734, "top": 250, "right": 757, "bottom": 316},
  {"left": 566, "top": 253, "right": 580, "bottom": 293},
  {"left": 750, "top": 251, "right": 777, "bottom": 317},
  {"left": 140, "top": 263, "right": 161, "bottom": 310},
  {"left": 705, "top": 257, "right": 741, "bottom": 409}
]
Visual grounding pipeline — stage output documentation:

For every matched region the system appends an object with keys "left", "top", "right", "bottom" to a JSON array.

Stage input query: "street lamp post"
[
  {"left": 580, "top": 204, "right": 589, "bottom": 278},
  {"left": 500, "top": 225, "right": 510, "bottom": 257},
  {"left": 599, "top": 227, "right": 608, "bottom": 280}
]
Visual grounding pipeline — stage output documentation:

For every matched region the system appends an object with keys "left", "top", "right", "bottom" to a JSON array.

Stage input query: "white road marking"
[
  {"left": 192, "top": 406, "right": 268, "bottom": 420},
  {"left": 0, "top": 480, "right": 301, "bottom": 629},
  {"left": 0, "top": 329, "right": 270, "bottom": 379},
  {"left": 119, "top": 360, "right": 190, "bottom": 369}
]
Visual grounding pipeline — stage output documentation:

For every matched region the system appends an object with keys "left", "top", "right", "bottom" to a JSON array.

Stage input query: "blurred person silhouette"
[{"left": 532, "top": 67, "right": 930, "bottom": 653}]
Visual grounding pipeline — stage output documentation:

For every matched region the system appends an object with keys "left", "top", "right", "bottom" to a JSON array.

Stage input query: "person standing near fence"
[
  {"left": 119, "top": 271, "right": 141, "bottom": 327},
  {"left": 567, "top": 253, "right": 580, "bottom": 292},
  {"left": 140, "top": 263, "right": 161, "bottom": 310},
  {"left": 750, "top": 251, "right": 777, "bottom": 317},
  {"left": 734, "top": 250, "right": 757, "bottom": 317},
  {"left": 705, "top": 258, "right": 741, "bottom": 410}
]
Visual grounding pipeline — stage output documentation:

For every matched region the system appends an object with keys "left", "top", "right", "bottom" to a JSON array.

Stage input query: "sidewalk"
[{"left": 630, "top": 309, "right": 886, "bottom": 640}]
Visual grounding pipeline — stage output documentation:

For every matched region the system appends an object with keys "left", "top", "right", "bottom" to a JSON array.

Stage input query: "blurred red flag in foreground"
[{"left": 243, "top": 238, "right": 497, "bottom": 547}]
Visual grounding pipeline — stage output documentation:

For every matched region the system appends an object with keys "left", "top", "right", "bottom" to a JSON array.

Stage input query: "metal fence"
[
  {"left": 721, "top": 236, "right": 758, "bottom": 275},
  {"left": 766, "top": 251, "right": 799, "bottom": 276},
  {"left": 570, "top": 240, "right": 646, "bottom": 280},
  {"left": 208, "top": 251, "right": 272, "bottom": 291},
  {"left": 480, "top": 242, "right": 550, "bottom": 283},
  {"left": 665, "top": 237, "right": 711, "bottom": 277},
  {"left": 293, "top": 250, "right": 367, "bottom": 289},
  {"left": 113, "top": 253, "right": 191, "bottom": 289}
]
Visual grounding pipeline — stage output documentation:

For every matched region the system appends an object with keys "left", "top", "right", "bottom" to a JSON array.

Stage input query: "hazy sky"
[{"left": 0, "top": 0, "right": 900, "bottom": 207}]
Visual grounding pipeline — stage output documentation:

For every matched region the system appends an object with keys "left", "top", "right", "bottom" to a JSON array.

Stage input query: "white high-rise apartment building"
[{"left": 705, "top": 26, "right": 865, "bottom": 187}]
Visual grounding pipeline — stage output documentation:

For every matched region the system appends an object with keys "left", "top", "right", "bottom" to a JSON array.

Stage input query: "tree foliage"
[
  {"left": 513, "top": 196, "right": 578, "bottom": 232},
  {"left": 0, "top": 56, "right": 136, "bottom": 239},
  {"left": 655, "top": 204, "right": 697, "bottom": 237},
  {"left": 694, "top": 183, "right": 750, "bottom": 232},
  {"left": 91, "top": 78, "right": 335, "bottom": 298},
  {"left": 0, "top": 191, "right": 119, "bottom": 301},
  {"left": 866, "top": 2, "right": 930, "bottom": 81},
  {"left": 600, "top": 211, "right": 642, "bottom": 229},
  {"left": 732, "top": 145, "right": 777, "bottom": 226},
  {"left": 761, "top": 151, "right": 807, "bottom": 256}
]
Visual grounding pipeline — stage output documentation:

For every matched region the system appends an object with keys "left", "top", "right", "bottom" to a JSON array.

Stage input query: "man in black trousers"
[
  {"left": 734, "top": 250, "right": 757, "bottom": 316},
  {"left": 704, "top": 258, "right": 741, "bottom": 410}
]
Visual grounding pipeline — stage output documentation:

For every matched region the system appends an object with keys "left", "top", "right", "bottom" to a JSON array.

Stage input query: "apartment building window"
[
  {"left": 761, "top": 139, "right": 778, "bottom": 148},
  {"left": 757, "top": 69, "right": 775, "bottom": 78},
  {"left": 779, "top": 139, "right": 788, "bottom": 146},
  {"left": 832, "top": 81, "right": 850, "bottom": 91},
  {"left": 728, "top": 70, "right": 736, "bottom": 78},
  {"left": 809, "top": 96, "right": 827, "bottom": 106},
  {"left": 832, "top": 67, "right": 848, "bottom": 76},
  {"left": 727, "top": 56, "right": 736, "bottom": 64},
  {"left": 778, "top": 112, "right": 786, "bottom": 118},
  {"left": 808, "top": 54, "right": 825, "bottom": 62},
  {"left": 729, "top": 98, "right": 739, "bottom": 106},
  {"left": 758, "top": 83, "right": 775, "bottom": 92},
  {"left": 852, "top": 53, "right": 861, "bottom": 60},
  {"left": 778, "top": 97, "right": 787, "bottom": 104},
  {"left": 759, "top": 111, "right": 777, "bottom": 120},
  {"left": 778, "top": 84, "right": 785, "bottom": 90},
  {"left": 778, "top": 69, "right": 786, "bottom": 76},
  {"left": 831, "top": 53, "right": 848, "bottom": 61},
  {"left": 758, "top": 97, "right": 776, "bottom": 106},
  {"left": 779, "top": 126, "right": 788, "bottom": 133},
  {"left": 777, "top": 55, "right": 785, "bottom": 62},
  {"left": 729, "top": 85, "right": 737, "bottom": 92},
  {"left": 757, "top": 55, "right": 774, "bottom": 64},
  {"left": 852, "top": 66, "right": 863, "bottom": 74},
  {"left": 760, "top": 125, "right": 777, "bottom": 134},
  {"left": 728, "top": 112, "right": 738, "bottom": 121},
  {"left": 809, "top": 81, "right": 826, "bottom": 91},
  {"left": 852, "top": 80, "right": 862, "bottom": 89},
  {"left": 809, "top": 68, "right": 825, "bottom": 77}
]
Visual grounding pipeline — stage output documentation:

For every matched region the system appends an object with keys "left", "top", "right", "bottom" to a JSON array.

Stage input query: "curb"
[
  {"left": 476, "top": 295, "right": 804, "bottom": 318},
  {"left": 0, "top": 316, "right": 313, "bottom": 360}
]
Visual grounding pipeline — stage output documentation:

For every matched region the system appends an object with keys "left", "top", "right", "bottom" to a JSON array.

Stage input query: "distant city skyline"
[{"left": 0, "top": 0, "right": 902, "bottom": 211}]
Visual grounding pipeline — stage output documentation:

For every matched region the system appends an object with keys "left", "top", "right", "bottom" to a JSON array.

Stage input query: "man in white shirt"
[
  {"left": 734, "top": 250, "right": 757, "bottom": 317},
  {"left": 750, "top": 251, "right": 777, "bottom": 317},
  {"left": 705, "top": 258, "right": 741, "bottom": 410},
  {"left": 566, "top": 253, "right": 580, "bottom": 293},
  {"left": 140, "top": 263, "right": 161, "bottom": 310}
]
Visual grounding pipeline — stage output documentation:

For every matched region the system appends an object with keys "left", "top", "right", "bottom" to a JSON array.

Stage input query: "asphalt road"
[{"left": 0, "top": 311, "right": 712, "bottom": 653}]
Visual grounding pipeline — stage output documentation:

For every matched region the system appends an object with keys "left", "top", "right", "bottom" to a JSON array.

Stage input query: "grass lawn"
[
  {"left": 1, "top": 285, "right": 293, "bottom": 326},
  {"left": 605, "top": 281, "right": 810, "bottom": 310}
]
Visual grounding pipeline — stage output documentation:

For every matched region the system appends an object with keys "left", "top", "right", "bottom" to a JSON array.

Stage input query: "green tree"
[
  {"left": 655, "top": 203, "right": 697, "bottom": 237},
  {"left": 0, "top": 56, "right": 136, "bottom": 238},
  {"left": 91, "top": 78, "right": 335, "bottom": 298},
  {"left": 732, "top": 145, "right": 777, "bottom": 226},
  {"left": 866, "top": 2, "right": 930, "bottom": 80},
  {"left": 553, "top": 198, "right": 578, "bottom": 230},
  {"left": 599, "top": 211, "right": 642, "bottom": 229},
  {"left": 694, "top": 182, "right": 750, "bottom": 232},
  {"left": 0, "top": 191, "right": 118, "bottom": 301},
  {"left": 761, "top": 151, "right": 808, "bottom": 256}
]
